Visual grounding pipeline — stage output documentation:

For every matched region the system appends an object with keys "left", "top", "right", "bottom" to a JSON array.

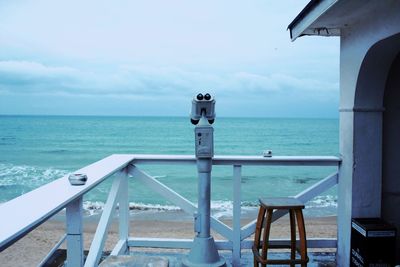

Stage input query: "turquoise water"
[{"left": 0, "top": 115, "right": 339, "bottom": 217}]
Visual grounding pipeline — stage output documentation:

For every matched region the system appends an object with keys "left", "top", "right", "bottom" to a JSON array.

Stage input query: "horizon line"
[{"left": 0, "top": 113, "right": 339, "bottom": 119}]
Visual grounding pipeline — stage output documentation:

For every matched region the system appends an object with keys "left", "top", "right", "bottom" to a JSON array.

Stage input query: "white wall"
[{"left": 337, "top": 3, "right": 400, "bottom": 265}]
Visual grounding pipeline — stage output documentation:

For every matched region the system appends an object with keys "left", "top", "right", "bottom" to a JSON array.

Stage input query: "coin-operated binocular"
[
  {"left": 191, "top": 93, "right": 215, "bottom": 159},
  {"left": 182, "top": 93, "right": 226, "bottom": 267},
  {"left": 190, "top": 93, "right": 215, "bottom": 125}
]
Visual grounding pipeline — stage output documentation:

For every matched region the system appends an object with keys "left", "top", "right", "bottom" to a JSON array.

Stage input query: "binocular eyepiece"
[
  {"left": 195, "top": 93, "right": 212, "bottom": 101},
  {"left": 190, "top": 93, "right": 216, "bottom": 125}
]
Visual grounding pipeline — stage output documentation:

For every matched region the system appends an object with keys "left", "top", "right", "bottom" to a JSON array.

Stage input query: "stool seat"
[
  {"left": 253, "top": 197, "right": 309, "bottom": 266},
  {"left": 259, "top": 197, "right": 305, "bottom": 209}
]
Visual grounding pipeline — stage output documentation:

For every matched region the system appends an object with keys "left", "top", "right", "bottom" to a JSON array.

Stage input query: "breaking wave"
[
  {"left": 0, "top": 163, "right": 69, "bottom": 201},
  {"left": 0, "top": 163, "right": 337, "bottom": 217},
  {"left": 81, "top": 195, "right": 337, "bottom": 218}
]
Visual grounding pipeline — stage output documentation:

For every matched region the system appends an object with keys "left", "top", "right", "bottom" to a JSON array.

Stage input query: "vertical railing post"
[
  {"left": 232, "top": 165, "right": 242, "bottom": 266},
  {"left": 66, "top": 196, "right": 84, "bottom": 267},
  {"left": 118, "top": 169, "right": 129, "bottom": 253}
]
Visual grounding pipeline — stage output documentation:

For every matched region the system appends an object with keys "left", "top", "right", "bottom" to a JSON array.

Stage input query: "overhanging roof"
[{"left": 288, "top": 0, "right": 376, "bottom": 41}]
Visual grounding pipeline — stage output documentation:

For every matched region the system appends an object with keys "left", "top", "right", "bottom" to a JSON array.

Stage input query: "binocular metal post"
[{"left": 182, "top": 94, "right": 225, "bottom": 267}]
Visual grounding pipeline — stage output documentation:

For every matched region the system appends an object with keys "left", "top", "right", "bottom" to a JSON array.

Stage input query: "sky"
[{"left": 0, "top": 0, "right": 340, "bottom": 118}]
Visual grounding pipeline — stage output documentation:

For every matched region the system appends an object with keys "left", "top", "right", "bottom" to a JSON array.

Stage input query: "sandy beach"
[{"left": 0, "top": 212, "right": 337, "bottom": 267}]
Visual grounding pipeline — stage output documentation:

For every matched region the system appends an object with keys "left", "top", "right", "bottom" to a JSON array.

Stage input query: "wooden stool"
[{"left": 252, "top": 197, "right": 309, "bottom": 266}]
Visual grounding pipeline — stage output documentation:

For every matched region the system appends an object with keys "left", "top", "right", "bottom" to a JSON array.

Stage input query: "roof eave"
[{"left": 288, "top": 0, "right": 340, "bottom": 41}]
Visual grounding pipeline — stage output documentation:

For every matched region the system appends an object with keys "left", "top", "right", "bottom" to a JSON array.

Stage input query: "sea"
[{"left": 0, "top": 115, "right": 339, "bottom": 219}]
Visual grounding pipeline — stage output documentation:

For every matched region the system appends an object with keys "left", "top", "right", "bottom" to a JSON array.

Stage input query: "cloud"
[
  {"left": 0, "top": 61, "right": 82, "bottom": 94},
  {"left": 0, "top": 60, "right": 338, "bottom": 102},
  {"left": 0, "top": 0, "right": 312, "bottom": 65},
  {"left": 0, "top": 1, "right": 340, "bottom": 117}
]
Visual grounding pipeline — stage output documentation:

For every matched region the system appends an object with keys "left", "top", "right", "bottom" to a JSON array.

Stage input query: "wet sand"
[{"left": 0, "top": 213, "right": 337, "bottom": 266}]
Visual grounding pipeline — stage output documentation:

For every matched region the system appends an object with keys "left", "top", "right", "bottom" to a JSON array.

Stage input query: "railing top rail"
[
  {"left": 214, "top": 155, "right": 341, "bottom": 166},
  {"left": 0, "top": 154, "right": 135, "bottom": 251},
  {"left": 128, "top": 154, "right": 341, "bottom": 166}
]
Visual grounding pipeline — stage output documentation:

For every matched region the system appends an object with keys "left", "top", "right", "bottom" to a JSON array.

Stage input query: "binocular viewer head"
[{"left": 190, "top": 93, "right": 215, "bottom": 125}]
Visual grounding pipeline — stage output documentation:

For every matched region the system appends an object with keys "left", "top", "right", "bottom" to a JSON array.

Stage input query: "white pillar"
[
  {"left": 232, "top": 165, "right": 242, "bottom": 266},
  {"left": 337, "top": 109, "right": 383, "bottom": 266},
  {"left": 118, "top": 170, "right": 129, "bottom": 254},
  {"left": 66, "top": 196, "right": 84, "bottom": 267},
  {"left": 337, "top": 110, "right": 354, "bottom": 266}
]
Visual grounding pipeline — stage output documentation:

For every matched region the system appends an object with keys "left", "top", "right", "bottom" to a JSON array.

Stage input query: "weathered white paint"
[
  {"left": 127, "top": 154, "right": 196, "bottom": 165},
  {"left": 288, "top": 0, "right": 339, "bottom": 40},
  {"left": 232, "top": 165, "right": 242, "bottom": 266},
  {"left": 295, "top": 172, "right": 339, "bottom": 203},
  {"left": 128, "top": 237, "right": 337, "bottom": 250},
  {"left": 212, "top": 155, "right": 339, "bottom": 166},
  {"left": 0, "top": 154, "right": 135, "bottom": 251},
  {"left": 0, "top": 154, "right": 341, "bottom": 266},
  {"left": 66, "top": 197, "right": 84, "bottom": 267},
  {"left": 110, "top": 240, "right": 128, "bottom": 257},
  {"left": 117, "top": 170, "right": 129, "bottom": 255},
  {"left": 288, "top": 1, "right": 400, "bottom": 265},
  {"left": 128, "top": 237, "right": 231, "bottom": 250},
  {"left": 339, "top": 10, "right": 400, "bottom": 267},
  {"left": 129, "top": 166, "right": 197, "bottom": 214},
  {"left": 337, "top": 109, "right": 354, "bottom": 266},
  {"left": 128, "top": 156, "right": 339, "bottom": 266},
  {"left": 130, "top": 154, "right": 340, "bottom": 166},
  {"left": 85, "top": 172, "right": 125, "bottom": 267},
  {"left": 239, "top": 238, "right": 337, "bottom": 250},
  {"left": 130, "top": 166, "right": 234, "bottom": 240}
]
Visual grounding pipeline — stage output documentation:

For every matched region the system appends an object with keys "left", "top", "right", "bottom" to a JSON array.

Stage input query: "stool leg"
[
  {"left": 253, "top": 206, "right": 266, "bottom": 267},
  {"left": 261, "top": 208, "right": 273, "bottom": 267},
  {"left": 295, "top": 209, "right": 308, "bottom": 267},
  {"left": 289, "top": 209, "right": 296, "bottom": 267}
]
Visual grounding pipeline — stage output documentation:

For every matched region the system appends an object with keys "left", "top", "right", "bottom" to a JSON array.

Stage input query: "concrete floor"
[
  {"left": 128, "top": 250, "right": 336, "bottom": 267},
  {"left": 44, "top": 249, "right": 336, "bottom": 266}
]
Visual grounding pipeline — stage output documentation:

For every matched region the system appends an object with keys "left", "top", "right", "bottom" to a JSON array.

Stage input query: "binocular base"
[{"left": 181, "top": 236, "right": 226, "bottom": 267}]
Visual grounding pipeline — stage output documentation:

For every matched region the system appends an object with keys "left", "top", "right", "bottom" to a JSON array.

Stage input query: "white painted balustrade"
[{"left": 0, "top": 154, "right": 340, "bottom": 266}]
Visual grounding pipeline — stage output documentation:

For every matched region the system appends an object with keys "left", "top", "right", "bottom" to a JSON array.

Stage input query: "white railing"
[{"left": 0, "top": 154, "right": 340, "bottom": 267}]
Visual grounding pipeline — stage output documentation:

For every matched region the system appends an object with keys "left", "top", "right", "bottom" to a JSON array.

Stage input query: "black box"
[{"left": 350, "top": 218, "right": 396, "bottom": 267}]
